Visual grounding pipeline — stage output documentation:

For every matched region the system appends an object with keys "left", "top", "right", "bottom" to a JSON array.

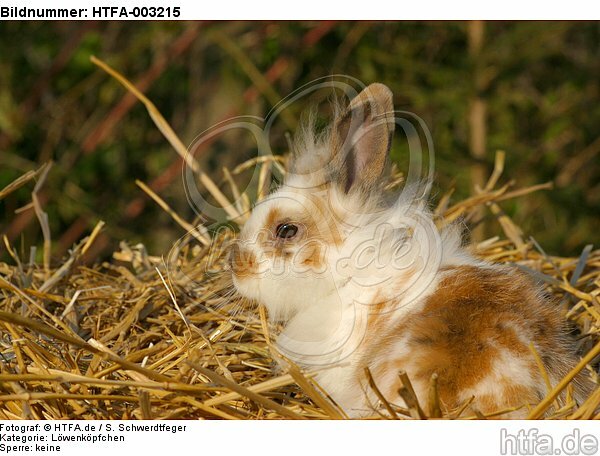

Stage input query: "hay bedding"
[{"left": 0, "top": 59, "right": 599, "bottom": 420}]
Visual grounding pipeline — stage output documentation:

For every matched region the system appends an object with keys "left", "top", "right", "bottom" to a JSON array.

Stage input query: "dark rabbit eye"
[{"left": 276, "top": 223, "right": 298, "bottom": 239}]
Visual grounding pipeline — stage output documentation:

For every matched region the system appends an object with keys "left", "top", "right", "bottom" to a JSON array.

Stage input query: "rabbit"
[{"left": 229, "top": 83, "right": 593, "bottom": 418}]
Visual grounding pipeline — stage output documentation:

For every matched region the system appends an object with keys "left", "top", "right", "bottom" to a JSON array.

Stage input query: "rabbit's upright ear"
[{"left": 330, "top": 83, "right": 395, "bottom": 193}]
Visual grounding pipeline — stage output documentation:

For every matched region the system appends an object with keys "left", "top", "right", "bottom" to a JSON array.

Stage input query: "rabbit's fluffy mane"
[{"left": 283, "top": 109, "right": 473, "bottom": 272}]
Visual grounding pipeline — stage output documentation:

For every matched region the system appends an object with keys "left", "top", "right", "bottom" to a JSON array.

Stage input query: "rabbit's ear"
[{"left": 330, "top": 83, "right": 395, "bottom": 193}]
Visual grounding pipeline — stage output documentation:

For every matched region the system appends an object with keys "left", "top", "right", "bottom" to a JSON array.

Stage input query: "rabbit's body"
[
  {"left": 315, "top": 263, "right": 582, "bottom": 418},
  {"left": 230, "top": 83, "right": 592, "bottom": 418}
]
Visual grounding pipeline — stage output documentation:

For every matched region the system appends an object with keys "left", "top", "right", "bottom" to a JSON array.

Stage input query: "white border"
[{"left": 1, "top": 0, "right": 599, "bottom": 20}]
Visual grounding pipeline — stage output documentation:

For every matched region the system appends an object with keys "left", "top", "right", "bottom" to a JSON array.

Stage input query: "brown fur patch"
[
  {"left": 255, "top": 194, "right": 343, "bottom": 271},
  {"left": 254, "top": 203, "right": 325, "bottom": 270},
  {"left": 265, "top": 207, "right": 281, "bottom": 232},
  {"left": 361, "top": 265, "right": 588, "bottom": 415},
  {"left": 229, "top": 242, "right": 258, "bottom": 277}
]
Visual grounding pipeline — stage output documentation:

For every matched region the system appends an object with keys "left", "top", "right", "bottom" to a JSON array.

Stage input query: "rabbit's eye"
[{"left": 275, "top": 223, "right": 298, "bottom": 239}]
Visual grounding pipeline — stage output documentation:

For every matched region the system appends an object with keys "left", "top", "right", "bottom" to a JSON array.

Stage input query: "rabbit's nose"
[{"left": 229, "top": 242, "right": 257, "bottom": 277}]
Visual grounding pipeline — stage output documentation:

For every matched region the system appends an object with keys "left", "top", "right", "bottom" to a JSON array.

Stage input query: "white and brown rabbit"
[{"left": 229, "top": 83, "right": 592, "bottom": 418}]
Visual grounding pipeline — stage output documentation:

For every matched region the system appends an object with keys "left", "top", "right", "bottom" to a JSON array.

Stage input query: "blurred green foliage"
[{"left": 0, "top": 21, "right": 598, "bottom": 261}]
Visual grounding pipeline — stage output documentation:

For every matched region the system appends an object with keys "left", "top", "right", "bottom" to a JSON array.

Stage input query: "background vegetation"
[{"left": 1, "top": 21, "right": 598, "bottom": 261}]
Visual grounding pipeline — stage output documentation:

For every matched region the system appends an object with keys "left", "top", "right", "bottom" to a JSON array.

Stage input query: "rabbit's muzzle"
[{"left": 229, "top": 242, "right": 258, "bottom": 278}]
